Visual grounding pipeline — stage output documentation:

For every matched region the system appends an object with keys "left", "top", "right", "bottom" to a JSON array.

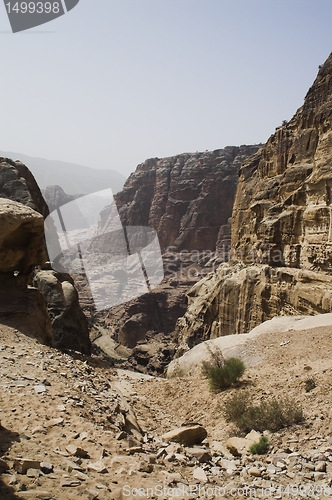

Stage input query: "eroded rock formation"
[
  {"left": 114, "top": 146, "right": 261, "bottom": 253},
  {"left": 0, "top": 198, "right": 53, "bottom": 345},
  {"left": 0, "top": 157, "right": 90, "bottom": 353},
  {"left": 92, "top": 146, "right": 261, "bottom": 355},
  {"left": 175, "top": 52, "right": 332, "bottom": 353}
]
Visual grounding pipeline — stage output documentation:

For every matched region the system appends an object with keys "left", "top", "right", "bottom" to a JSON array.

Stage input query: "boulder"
[
  {"left": 161, "top": 425, "right": 207, "bottom": 446},
  {"left": 226, "top": 430, "right": 262, "bottom": 456},
  {"left": 174, "top": 52, "right": 332, "bottom": 350},
  {"left": 0, "top": 157, "right": 49, "bottom": 217},
  {"left": 32, "top": 270, "right": 91, "bottom": 355},
  {"left": 0, "top": 197, "right": 53, "bottom": 346},
  {"left": 0, "top": 158, "right": 90, "bottom": 354},
  {"left": 0, "top": 199, "right": 46, "bottom": 273}
]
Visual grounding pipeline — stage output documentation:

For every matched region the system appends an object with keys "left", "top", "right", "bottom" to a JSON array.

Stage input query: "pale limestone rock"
[
  {"left": 13, "top": 458, "right": 41, "bottom": 474},
  {"left": 161, "top": 425, "right": 207, "bottom": 446},
  {"left": 193, "top": 467, "right": 208, "bottom": 483},
  {"left": 87, "top": 461, "right": 108, "bottom": 474}
]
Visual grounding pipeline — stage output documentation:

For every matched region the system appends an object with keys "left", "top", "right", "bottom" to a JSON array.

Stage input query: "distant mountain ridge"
[{"left": 0, "top": 151, "right": 126, "bottom": 196}]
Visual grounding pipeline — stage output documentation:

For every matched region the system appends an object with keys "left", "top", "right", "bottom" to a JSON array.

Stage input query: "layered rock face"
[
  {"left": 32, "top": 270, "right": 90, "bottom": 354},
  {"left": 92, "top": 146, "right": 261, "bottom": 356},
  {"left": 0, "top": 157, "right": 90, "bottom": 353},
  {"left": 175, "top": 52, "right": 332, "bottom": 353},
  {"left": 114, "top": 146, "right": 261, "bottom": 253}
]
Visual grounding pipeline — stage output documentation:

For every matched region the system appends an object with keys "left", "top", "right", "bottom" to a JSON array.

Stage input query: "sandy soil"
[{"left": 1, "top": 322, "right": 332, "bottom": 499}]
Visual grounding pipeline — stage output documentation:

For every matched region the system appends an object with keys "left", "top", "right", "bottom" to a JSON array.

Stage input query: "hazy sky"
[{"left": 1, "top": 0, "right": 332, "bottom": 177}]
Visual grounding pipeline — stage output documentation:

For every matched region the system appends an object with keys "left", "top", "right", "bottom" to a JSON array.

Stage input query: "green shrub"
[
  {"left": 201, "top": 349, "right": 224, "bottom": 378},
  {"left": 206, "top": 357, "right": 245, "bottom": 392},
  {"left": 249, "top": 435, "right": 269, "bottom": 455},
  {"left": 304, "top": 378, "right": 316, "bottom": 392},
  {"left": 224, "top": 392, "right": 304, "bottom": 433}
]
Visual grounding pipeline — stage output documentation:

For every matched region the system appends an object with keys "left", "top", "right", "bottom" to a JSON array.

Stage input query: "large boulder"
[
  {"left": 0, "top": 199, "right": 53, "bottom": 345},
  {"left": 0, "top": 158, "right": 90, "bottom": 354},
  {"left": 0, "top": 157, "right": 49, "bottom": 217},
  {"left": 0, "top": 198, "right": 46, "bottom": 273},
  {"left": 0, "top": 273, "right": 53, "bottom": 346},
  {"left": 113, "top": 146, "right": 262, "bottom": 253},
  {"left": 32, "top": 270, "right": 90, "bottom": 355}
]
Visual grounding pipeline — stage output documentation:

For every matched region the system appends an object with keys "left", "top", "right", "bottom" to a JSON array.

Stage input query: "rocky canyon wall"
[
  {"left": 114, "top": 146, "right": 261, "bottom": 253},
  {"left": 92, "top": 146, "right": 261, "bottom": 359},
  {"left": 175, "top": 52, "right": 332, "bottom": 353}
]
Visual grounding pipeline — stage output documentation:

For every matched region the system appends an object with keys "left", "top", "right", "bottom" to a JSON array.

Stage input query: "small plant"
[
  {"left": 224, "top": 392, "right": 304, "bottom": 433},
  {"left": 304, "top": 378, "right": 316, "bottom": 392},
  {"left": 201, "top": 348, "right": 225, "bottom": 377},
  {"left": 205, "top": 357, "right": 245, "bottom": 392},
  {"left": 249, "top": 435, "right": 269, "bottom": 455}
]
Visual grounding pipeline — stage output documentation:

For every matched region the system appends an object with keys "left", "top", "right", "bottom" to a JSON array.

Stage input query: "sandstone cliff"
[
  {"left": 91, "top": 146, "right": 261, "bottom": 360},
  {"left": 114, "top": 146, "right": 261, "bottom": 253},
  {"left": 175, "top": 52, "right": 332, "bottom": 353}
]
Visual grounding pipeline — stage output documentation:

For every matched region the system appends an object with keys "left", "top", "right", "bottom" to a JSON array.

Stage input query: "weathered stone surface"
[
  {"left": 114, "top": 146, "right": 261, "bottom": 253},
  {"left": 0, "top": 273, "right": 53, "bottom": 346},
  {"left": 0, "top": 157, "right": 49, "bottom": 218},
  {"left": 175, "top": 52, "right": 332, "bottom": 349},
  {"left": 42, "top": 184, "right": 75, "bottom": 212},
  {"left": 0, "top": 199, "right": 46, "bottom": 273},
  {"left": 161, "top": 425, "right": 207, "bottom": 446},
  {"left": 226, "top": 431, "right": 262, "bottom": 456},
  {"left": 0, "top": 159, "right": 90, "bottom": 354},
  {"left": 32, "top": 270, "right": 91, "bottom": 354}
]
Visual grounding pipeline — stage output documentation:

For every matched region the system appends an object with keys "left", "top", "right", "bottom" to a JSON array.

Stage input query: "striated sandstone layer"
[
  {"left": 0, "top": 198, "right": 53, "bottom": 345},
  {"left": 175, "top": 52, "right": 332, "bottom": 353},
  {"left": 114, "top": 146, "right": 261, "bottom": 253},
  {"left": 93, "top": 147, "right": 261, "bottom": 354}
]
